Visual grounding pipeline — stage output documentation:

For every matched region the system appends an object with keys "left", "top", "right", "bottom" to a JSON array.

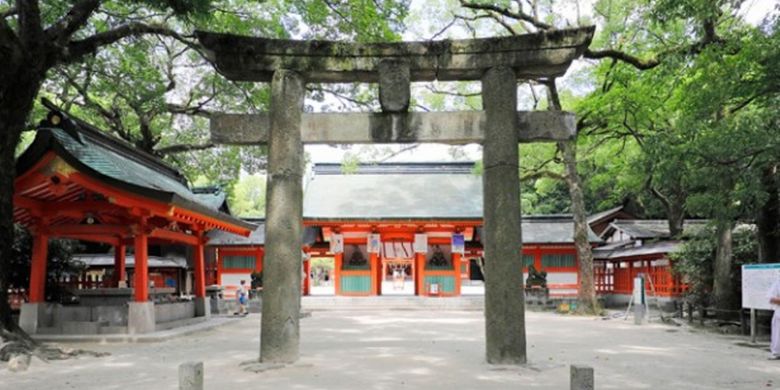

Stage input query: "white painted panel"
[
  {"left": 546, "top": 272, "right": 578, "bottom": 284},
  {"left": 221, "top": 273, "right": 251, "bottom": 299}
]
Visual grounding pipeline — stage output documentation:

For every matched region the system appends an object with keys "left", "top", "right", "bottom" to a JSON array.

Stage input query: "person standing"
[
  {"left": 235, "top": 280, "right": 248, "bottom": 316},
  {"left": 768, "top": 272, "right": 780, "bottom": 360}
]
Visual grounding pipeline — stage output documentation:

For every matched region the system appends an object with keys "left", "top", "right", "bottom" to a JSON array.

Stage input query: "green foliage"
[
  {"left": 672, "top": 225, "right": 758, "bottom": 307},
  {"left": 10, "top": 225, "right": 85, "bottom": 303},
  {"left": 229, "top": 173, "right": 267, "bottom": 217}
]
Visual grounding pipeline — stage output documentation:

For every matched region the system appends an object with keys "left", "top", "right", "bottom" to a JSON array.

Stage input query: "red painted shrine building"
[
  {"left": 13, "top": 108, "right": 253, "bottom": 334},
  {"left": 208, "top": 162, "right": 602, "bottom": 298}
]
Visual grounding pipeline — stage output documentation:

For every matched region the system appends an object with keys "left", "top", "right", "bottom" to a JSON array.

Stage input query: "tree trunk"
[
  {"left": 757, "top": 164, "right": 780, "bottom": 263},
  {"left": 0, "top": 70, "right": 44, "bottom": 331},
  {"left": 666, "top": 201, "right": 685, "bottom": 238},
  {"left": 559, "top": 140, "right": 599, "bottom": 313},
  {"left": 545, "top": 79, "right": 598, "bottom": 314},
  {"left": 712, "top": 220, "right": 737, "bottom": 319}
]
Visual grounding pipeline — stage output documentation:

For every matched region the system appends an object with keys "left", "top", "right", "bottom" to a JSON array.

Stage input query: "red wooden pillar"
[
  {"left": 303, "top": 258, "right": 311, "bottom": 296},
  {"left": 134, "top": 227, "right": 149, "bottom": 302},
  {"left": 28, "top": 233, "right": 49, "bottom": 303},
  {"left": 453, "top": 252, "right": 462, "bottom": 296},
  {"left": 370, "top": 252, "right": 380, "bottom": 295},
  {"left": 334, "top": 253, "right": 343, "bottom": 295},
  {"left": 415, "top": 252, "right": 425, "bottom": 296},
  {"left": 114, "top": 243, "right": 126, "bottom": 286},
  {"left": 193, "top": 231, "right": 206, "bottom": 298}
]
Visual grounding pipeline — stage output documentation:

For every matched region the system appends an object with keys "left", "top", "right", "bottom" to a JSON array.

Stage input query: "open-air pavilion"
[{"left": 13, "top": 107, "right": 254, "bottom": 335}]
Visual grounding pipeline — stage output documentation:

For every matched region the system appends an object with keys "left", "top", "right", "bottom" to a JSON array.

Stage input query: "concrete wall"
[{"left": 155, "top": 301, "right": 196, "bottom": 324}]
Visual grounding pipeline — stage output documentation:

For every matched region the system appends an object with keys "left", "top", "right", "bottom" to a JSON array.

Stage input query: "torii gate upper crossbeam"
[{"left": 196, "top": 26, "right": 594, "bottom": 83}]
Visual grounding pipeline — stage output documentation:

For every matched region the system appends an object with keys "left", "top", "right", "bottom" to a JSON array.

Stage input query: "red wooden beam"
[
  {"left": 49, "top": 224, "right": 130, "bottom": 237},
  {"left": 56, "top": 234, "right": 121, "bottom": 246},
  {"left": 149, "top": 228, "right": 199, "bottom": 246}
]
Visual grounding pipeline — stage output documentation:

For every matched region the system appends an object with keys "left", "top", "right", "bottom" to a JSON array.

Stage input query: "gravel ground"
[{"left": 1, "top": 309, "right": 778, "bottom": 389}]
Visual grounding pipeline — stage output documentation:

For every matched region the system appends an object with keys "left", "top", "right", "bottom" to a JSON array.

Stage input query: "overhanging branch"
[
  {"left": 63, "top": 23, "right": 196, "bottom": 64},
  {"left": 155, "top": 142, "right": 215, "bottom": 155}
]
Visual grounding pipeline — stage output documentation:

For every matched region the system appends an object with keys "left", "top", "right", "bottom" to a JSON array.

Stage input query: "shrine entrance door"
[{"left": 381, "top": 258, "right": 415, "bottom": 296}]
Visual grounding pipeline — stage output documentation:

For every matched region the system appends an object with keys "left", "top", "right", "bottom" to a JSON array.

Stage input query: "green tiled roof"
[
  {"left": 303, "top": 163, "right": 482, "bottom": 220},
  {"left": 16, "top": 108, "right": 253, "bottom": 232}
]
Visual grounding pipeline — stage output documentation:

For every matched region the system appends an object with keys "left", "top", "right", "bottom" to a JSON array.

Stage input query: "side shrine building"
[
  {"left": 208, "top": 162, "right": 602, "bottom": 299},
  {"left": 13, "top": 108, "right": 254, "bottom": 335}
]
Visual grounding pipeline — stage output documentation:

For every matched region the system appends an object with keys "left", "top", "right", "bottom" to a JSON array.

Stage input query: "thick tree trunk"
[
  {"left": 712, "top": 220, "right": 737, "bottom": 319},
  {"left": 0, "top": 71, "right": 44, "bottom": 331},
  {"left": 559, "top": 140, "right": 599, "bottom": 313},
  {"left": 757, "top": 164, "right": 780, "bottom": 263}
]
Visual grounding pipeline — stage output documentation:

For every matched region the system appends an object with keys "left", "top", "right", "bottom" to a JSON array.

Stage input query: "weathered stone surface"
[
  {"left": 196, "top": 27, "right": 595, "bottom": 83},
  {"left": 210, "top": 111, "right": 576, "bottom": 145},
  {"left": 128, "top": 302, "right": 155, "bottom": 334},
  {"left": 261, "top": 69, "right": 304, "bottom": 364},
  {"left": 570, "top": 365, "right": 594, "bottom": 390},
  {"left": 378, "top": 60, "right": 410, "bottom": 112},
  {"left": 178, "top": 361, "right": 204, "bottom": 390},
  {"left": 8, "top": 353, "right": 32, "bottom": 372},
  {"left": 19, "top": 303, "right": 54, "bottom": 334},
  {"left": 482, "top": 66, "right": 526, "bottom": 365},
  {"left": 194, "top": 297, "right": 211, "bottom": 318}
]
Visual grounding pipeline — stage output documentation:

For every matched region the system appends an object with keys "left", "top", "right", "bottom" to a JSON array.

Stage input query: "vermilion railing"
[{"left": 594, "top": 261, "right": 686, "bottom": 297}]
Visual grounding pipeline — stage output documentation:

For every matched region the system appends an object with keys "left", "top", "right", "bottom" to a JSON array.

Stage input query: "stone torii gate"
[{"left": 196, "top": 26, "right": 594, "bottom": 365}]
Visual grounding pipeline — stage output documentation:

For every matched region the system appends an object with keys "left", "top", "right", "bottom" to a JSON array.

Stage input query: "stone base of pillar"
[
  {"left": 19, "top": 303, "right": 55, "bottom": 335},
  {"left": 128, "top": 302, "right": 156, "bottom": 334},
  {"left": 194, "top": 297, "right": 211, "bottom": 318}
]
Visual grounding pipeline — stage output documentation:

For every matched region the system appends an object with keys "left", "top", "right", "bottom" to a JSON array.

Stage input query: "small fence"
[
  {"left": 51, "top": 274, "right": 114, "bottom": 290},
  {"left": 594, "top": 262, "right": 687, "bottom": 297}
]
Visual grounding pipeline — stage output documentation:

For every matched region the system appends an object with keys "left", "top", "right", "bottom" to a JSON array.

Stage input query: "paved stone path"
[{"left": 2, "top": 310, "right": 778, "bottom": 389}]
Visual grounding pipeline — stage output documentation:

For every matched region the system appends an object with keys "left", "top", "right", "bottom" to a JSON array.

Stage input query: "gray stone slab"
[
  {"left": 128, "top": 302, "right": 156, "bottom": 334},
  {"left": 179, "top": 361, "right": 204, "bottom": 390},
  {"left": 210, "top": 111, "right": 576, "bottom": 145},
  {"left": 196, "top": 27, "right": 595, "bottom": 82},
  {"left": 99, "top": 326, "right": 129, "bottom": 335},
  {"left": 62, "top": 321, "right": 104, "bottom": 335},
  {"left": 55, "top": 305, "right": 91, "bottom": 323},
  {"left": 155, "top": 301, "right": 196, "bottom": 324},
  {"left": 19, "top": 303, "right": 56, "bottom": 334},
  {"left": 194, "top": 297, "right": 211, "bottom": 318},
  {"left": 570, "top": 365, "right": 594, "bottom": 390},
  {"left": 378, "top": 60, "right": 410, "bottom": 112},
  {"left": 92, "top": 305, "right": 128, "bottom": 326}
]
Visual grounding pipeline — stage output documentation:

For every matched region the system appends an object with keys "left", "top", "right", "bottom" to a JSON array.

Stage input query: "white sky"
[{"left": 304, "top": 0, "right": 779, "bottom": 165}]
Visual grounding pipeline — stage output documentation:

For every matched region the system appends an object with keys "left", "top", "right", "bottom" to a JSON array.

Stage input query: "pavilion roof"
[
  {"left": 14, "top": 106, "right": 254, "bottom": 235},
  {"left": 475, "top": 215, "right": 601, "bottom": 244},
  {"left": 602, "top": 219, "right": 708, "bottom": 240},
  {"left": 303, "top": 162, "right": 482, "bottom": 221},
  {"left": 592, "top": 240, "right": 681, "bottom": 260},
  {"left": 192, "top": 186, "right": 231, "bottom": 214},
  {"left": 206, "top": 219, "right": 322, "bottom": 247}
]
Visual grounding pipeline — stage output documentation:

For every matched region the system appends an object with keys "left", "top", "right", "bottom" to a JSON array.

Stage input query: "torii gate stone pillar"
[{"left": 196, "top": 26, "right": 594, "bottom": 365}]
